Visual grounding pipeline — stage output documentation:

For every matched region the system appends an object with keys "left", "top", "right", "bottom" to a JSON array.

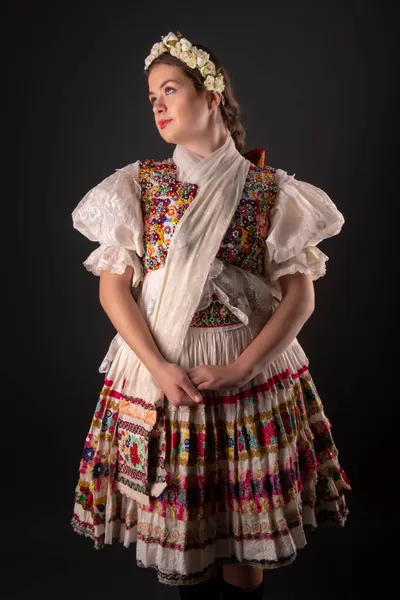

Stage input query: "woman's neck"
[{"left": 180, "top": 124, "right": 229, "bottom": 158}]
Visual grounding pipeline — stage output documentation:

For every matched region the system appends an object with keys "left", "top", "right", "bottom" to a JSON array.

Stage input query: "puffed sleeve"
[
  {"left": 264, "top": 169, "right": 345, "bottom": 297},
  {"left": 72, "top": 161, "right": 144, "bottom": 287}
]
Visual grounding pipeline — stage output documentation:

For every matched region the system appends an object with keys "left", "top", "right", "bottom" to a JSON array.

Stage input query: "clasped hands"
[{"left": 155, "top": 361, "right": 250, "bottom": 408}]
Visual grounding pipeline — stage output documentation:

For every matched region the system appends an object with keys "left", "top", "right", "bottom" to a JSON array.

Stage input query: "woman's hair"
[{"left": 146, "top": 45, "right": 246, "bottom": 153}]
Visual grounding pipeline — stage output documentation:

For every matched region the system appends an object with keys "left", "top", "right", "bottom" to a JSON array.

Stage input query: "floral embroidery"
[
  {"left": 130, "top": 441, "right": 142, "bottom": 466},
  {"left": 140, "top": 159, "right": 199, "bottom": 273},
  {"left": 71, "top": 366, "right": 350, "bottom": 586},
  {"left": 139, "top": 160, "right": 277, "bottom": 278},
  {"left": 139, "top": 159, "right": 278, "bottom": 327},
  {"left": 215, "top": 164, "right": 278, "bottom": 275},
  {"left": 119, "top": 394, "right": 158, "bottom": 428},
  {"left": 191, "top": 294, "right": 241, "bottom": 327}
]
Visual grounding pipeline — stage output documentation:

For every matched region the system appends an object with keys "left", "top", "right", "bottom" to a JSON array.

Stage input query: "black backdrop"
[{"left": 5, "top": 1, "right": 398, "bottom": 598}]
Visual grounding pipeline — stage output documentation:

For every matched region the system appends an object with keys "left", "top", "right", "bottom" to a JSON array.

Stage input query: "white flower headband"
[{"left": 144, "top": 31, "right": 226, "bottom": 103}]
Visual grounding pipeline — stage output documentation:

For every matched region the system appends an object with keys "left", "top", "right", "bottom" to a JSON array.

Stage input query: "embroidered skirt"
[{"left": 70, "top": 321, "right": 350, "bottom": 586}]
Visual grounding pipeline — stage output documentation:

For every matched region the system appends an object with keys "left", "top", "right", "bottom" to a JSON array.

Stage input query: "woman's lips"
[{"left": 159, "top": 119, "right": 172, "bottom": 130}]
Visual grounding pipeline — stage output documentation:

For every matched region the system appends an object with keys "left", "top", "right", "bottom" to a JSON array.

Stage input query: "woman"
[{"left": 70, "top": 32, "right": 351, "bottom": 599}]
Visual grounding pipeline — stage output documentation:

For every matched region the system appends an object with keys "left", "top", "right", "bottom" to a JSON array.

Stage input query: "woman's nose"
[{"left": 153, "top": 99, "right": 166, "bottom": 114}]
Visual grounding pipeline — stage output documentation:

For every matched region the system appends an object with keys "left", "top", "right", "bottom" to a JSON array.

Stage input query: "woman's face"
[{"left": 148, "top": 63, "right": 212, "bottom": 146}]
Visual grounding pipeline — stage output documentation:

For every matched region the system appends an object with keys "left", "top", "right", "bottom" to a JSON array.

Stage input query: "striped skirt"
[{"left": 70, "top": 321, "right": 350, "bottom": 585}]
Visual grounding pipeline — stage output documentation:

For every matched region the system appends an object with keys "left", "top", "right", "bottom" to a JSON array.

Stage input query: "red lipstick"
[{"left": 159, "top": 119, "right": 172, "bottom": 130}]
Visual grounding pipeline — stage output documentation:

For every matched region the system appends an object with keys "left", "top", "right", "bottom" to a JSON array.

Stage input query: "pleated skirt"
[{"left": 71, "top": 321, "right": 350, "bottom": 585}]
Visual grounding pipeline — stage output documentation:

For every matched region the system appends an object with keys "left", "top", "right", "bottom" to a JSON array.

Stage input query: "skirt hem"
[{"left": 70, "top": 506, "right": 349, "bottom": 585}]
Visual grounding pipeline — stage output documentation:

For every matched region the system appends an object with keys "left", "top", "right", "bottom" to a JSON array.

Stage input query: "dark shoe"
[{"left": 221, "top": 577, "right": 264, "bottom": 598}]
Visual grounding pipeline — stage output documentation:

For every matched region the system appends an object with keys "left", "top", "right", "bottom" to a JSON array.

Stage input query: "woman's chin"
[
  {"left": 159, "top": 128, "right": 187, "bottom": 146},
  {"left": 158, "top": 128, "right": 177, "bottom": 144}
]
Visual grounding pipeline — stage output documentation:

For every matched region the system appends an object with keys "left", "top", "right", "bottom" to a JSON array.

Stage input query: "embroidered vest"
[{"left": 139, "top": 156, "right": 278, "bottom": 327}]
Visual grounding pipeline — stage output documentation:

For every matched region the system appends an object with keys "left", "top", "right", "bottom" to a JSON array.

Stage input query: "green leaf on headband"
[{"left": 215, "top": 67, "right": 222, "bottom": 76}]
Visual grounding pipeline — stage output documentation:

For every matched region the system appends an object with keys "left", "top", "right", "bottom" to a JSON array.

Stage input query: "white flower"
[
  {"left": 150, "top": 42, "right": 163, "bottom": 57},
  {"left": 144, "top": 33, "right": 226, "bottom": 92},
  {"left": 180, "top": 50, "right": 197, "bottom": 69},
  {"left": 200, "top": 61, "right": 216, "bottom": 77},
  {"left": 170, "top": 41, "right": 182, "bottom": 58},
  {"left": 214, "top": 74, "right": 225, "bottom": 93},
  {"left": 145, "top": 41, "right": 169, "bottom": 69},
  {"left": 204, "top": 74, "right": 225, "bottom": 94},
  {"left": 196, "top": 49, "right": 210, "bottom": 68},
  {"left": 162, "top": 32, "right": 179, "bottom": 47},
  {"left": 204, "top": 75, "right": 216, "bottom": 91},
  {"left": 180, "top": 38, "right": 192, "bottom": 52},
  {"left": 144, "top": 55, "right": 155, "bottom": 69}
]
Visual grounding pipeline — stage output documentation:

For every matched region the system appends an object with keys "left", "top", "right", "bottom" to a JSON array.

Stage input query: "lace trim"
[
  {"left": 266, "top": 246, "right": 328, "bottom": 297},
  {"left": 83, "top": 245, "right": 144, "bottom": 287}
]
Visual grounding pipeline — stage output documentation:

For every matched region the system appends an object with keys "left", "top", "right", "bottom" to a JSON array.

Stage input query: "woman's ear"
[{"left": 208, "top": 90, "right": 222, "bottom": 110}]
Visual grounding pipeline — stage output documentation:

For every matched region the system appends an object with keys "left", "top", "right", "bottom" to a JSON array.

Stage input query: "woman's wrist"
[
  {"left": 233, "top": 356, "right": 259, "bottom": 385},
  {"left": 145, "top": 356, "right": 172, "bottom": 380}
]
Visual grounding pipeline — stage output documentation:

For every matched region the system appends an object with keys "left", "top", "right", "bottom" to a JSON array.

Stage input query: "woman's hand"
[
  {"left": 185, "top": 363, "right": 249, "bottom": 391},
  {"left": 154, "top": 362, "right": 203, "bottom": 407}
]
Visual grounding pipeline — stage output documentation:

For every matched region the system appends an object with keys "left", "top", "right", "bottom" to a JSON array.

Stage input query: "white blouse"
[
  {"left": 72, "top": 161, "right": 344, "bottom": 316},
  {"left": 266, "top": 169, "right": 344, "bottom": 296},
  {"left": 72, "top": 162, "right": 145, "bottom": 288}
]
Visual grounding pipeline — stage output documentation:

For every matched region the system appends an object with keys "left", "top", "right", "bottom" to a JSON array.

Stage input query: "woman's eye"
[{"left": 149, "top": 87, "right": 176, "bottom": 106}]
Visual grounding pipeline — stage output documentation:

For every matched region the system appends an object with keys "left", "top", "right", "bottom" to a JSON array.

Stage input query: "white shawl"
[{"left": 116, "top": 133, "right": 251, "bottom": 503}]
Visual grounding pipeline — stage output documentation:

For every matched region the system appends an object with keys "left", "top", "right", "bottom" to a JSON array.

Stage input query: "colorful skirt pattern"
[{"left": 70, "top": 322, "right": 351, "bottom": 585}]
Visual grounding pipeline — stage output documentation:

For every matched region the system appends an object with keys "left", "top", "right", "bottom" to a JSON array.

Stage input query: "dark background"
[{"left": 5, "top": 0, "right": 398, "bottom": 598}]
